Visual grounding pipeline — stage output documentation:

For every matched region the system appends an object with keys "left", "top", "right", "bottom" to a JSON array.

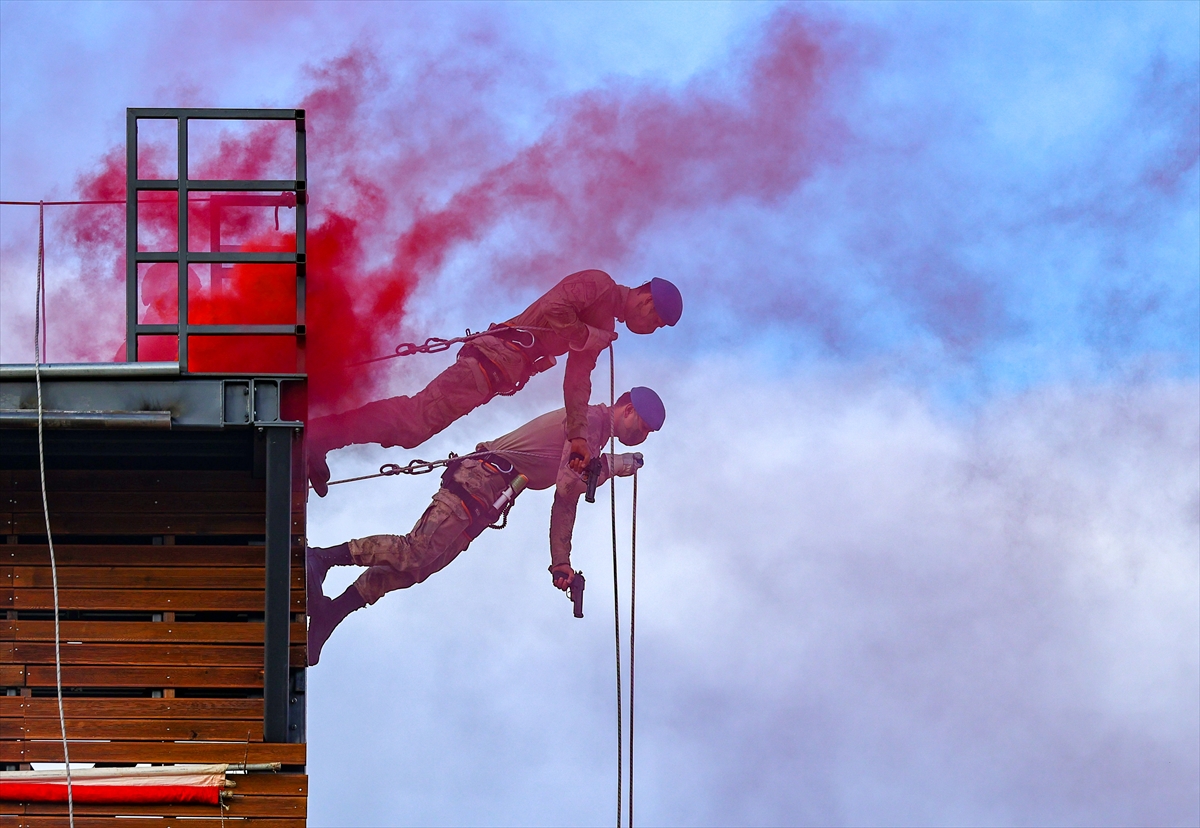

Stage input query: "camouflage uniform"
[
  {"left": 344, "top": 404, "right": 625, "bottom": 604},
  {"left": 347, "top": 458, "right": 510, "bottom": 603},
  {"left": 308, "top": 270, "right": 629, "bottom": 463}
]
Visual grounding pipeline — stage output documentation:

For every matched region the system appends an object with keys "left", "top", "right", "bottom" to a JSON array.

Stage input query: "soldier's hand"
[
  {"left": 568, "top": 438, "right": 591, "bottom": 472},
  {"left": 550, "top": 564, "right": 575, "bottom": 591},
  {"left": 609, "top": 452, "right": 644, "bottom": 477}
]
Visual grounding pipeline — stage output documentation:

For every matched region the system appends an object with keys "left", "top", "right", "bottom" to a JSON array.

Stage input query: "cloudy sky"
[{"left": 1, "top": 2, "right": 1197, "bottom": 826}]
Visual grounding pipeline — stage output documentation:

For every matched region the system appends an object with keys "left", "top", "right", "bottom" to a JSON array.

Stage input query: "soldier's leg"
[
  {"left": 307, "top": 488, "right": 475, "bottom": 665},
  {"left": 347, "top": 489, "right": 477, "bottom": 602}
]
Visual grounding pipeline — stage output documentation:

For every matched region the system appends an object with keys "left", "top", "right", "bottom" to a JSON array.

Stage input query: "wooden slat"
[
  {"left": 11, "top": 513, "right": 269, "bottom": 536},
  {"left": 12, "top": 718, "right": 266, "bottom": 742},
  {"left": 3, "top": 621, "right": 307, "bottom": 645},
  {"left": 6, "top": 740, "right": 305, "bottom": 764},
  {"left": 23, "top": 666, "right": 264, "bottom": 689},
  {"left": 0, "top": 665, "right": 24, "bottom": 687},
  {"left": 12, "top": 567, "right": 303, "bottom": 591},
  {"left": 6, "top": 819, "right": 304, "bottom": 828},
  {"left": 0, "top": 697, "right": 262, "bottom": 719},
  {"left": 6, "top": 469, "right": 264, "bottom": 492},
  {"left": 3, "top": 546, "right": 304, "bottom": 567},
  {"left": 12, "top": 589, "right": 304, "bottom": 612},
  {"left": 10, "top": 642, "right": 306, "bottom": 668},
  {"left": 228, "top": 773, "right": 308, "bottom": 796},
  {"left": 21, "top": 796, "right": 306, "bottom": 817},
  {"left": 10, "top": 491, "right": 265, "bottom": 515}
]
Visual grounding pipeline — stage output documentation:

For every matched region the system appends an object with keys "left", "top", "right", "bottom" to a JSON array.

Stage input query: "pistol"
[
  {"left": 569, "top": 570, "right": 586, "bottom": 618},
  {"left": 583, "top": 457, "right": 603, "bottom": 503}
]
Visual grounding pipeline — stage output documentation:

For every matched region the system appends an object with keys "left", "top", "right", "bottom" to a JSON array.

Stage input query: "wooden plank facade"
[{"left": 1, "top": 436, "right": 308, "bottom": 826}]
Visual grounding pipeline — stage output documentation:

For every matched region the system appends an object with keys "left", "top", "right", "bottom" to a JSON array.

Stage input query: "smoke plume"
[{"left": 49, "top": 10, "right": 843, "bottom": 413}]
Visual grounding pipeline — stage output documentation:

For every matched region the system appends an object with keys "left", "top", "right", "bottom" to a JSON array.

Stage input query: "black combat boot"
[
  {"left": 307, "top": 584, "right": 367, "bottom": 666},
  {"left": 306, "top": 542, "right": 352, "bottom": 603}
]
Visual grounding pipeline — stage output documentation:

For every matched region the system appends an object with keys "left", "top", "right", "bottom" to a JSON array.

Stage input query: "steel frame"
[{"left": 124, "top": 108, "right": 308, "bottom": 373}]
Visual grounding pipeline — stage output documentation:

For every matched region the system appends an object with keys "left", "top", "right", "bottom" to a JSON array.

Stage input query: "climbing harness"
[{"left": 33, "top": 200, "right": 75, "bottom": 826}]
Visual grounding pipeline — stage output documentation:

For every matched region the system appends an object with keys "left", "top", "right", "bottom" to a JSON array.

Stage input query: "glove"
[
  {"left": 571, "top": 324, "right": 619, "bottom": 353},
  {"left": 606, "top": 452, "right": 644, "bottom": 477}
]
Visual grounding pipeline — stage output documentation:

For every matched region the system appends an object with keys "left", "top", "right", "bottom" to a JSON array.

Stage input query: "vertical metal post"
[
  {"left": 177, "top": 117, "right": 190, "bottom": 372},
  {"left": 263, "top": 426, "right": 292, "bottom": 742},
  {"left": 125, "top": 111, "right": 138, "bottom": 362},
  {"left": 209, "top": 199, "right": 222, "bottom": 295},
  {"left": 294, "top": 112, "right": 307, "bottom": 373}
]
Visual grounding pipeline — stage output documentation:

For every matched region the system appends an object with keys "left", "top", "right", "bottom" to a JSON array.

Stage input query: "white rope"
[{"left": 34, "top": 200, "right": 74, "bottom": 825}]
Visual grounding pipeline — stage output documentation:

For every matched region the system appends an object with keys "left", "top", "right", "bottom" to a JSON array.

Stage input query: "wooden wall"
[{"left": 1, "top": 460, "right": 308, "bottom": 826}]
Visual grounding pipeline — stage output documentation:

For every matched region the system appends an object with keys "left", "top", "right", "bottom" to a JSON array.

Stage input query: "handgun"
[
  {"left": 583, "top": 457, "right": 603, "bottom": 503},
  {"left": 569, "top": 570, "right": 586, "bottom": 618}
]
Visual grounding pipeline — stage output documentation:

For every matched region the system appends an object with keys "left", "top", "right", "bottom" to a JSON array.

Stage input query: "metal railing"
[{"left": 125, "top": 108, "right": 307, "bottom": 373}]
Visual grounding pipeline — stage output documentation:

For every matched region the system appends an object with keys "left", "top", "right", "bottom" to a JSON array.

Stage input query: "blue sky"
[{"left": 1, "top": 2, "right": 1197, "bottom": 826}]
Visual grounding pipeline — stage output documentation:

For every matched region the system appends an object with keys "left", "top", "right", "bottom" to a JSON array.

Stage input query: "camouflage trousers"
[
  {"left": 347, "top": 459, "right": 513, "bottom": 604},
  {"left": 310, "top": 334, "right": 531, "bottom": 454}
]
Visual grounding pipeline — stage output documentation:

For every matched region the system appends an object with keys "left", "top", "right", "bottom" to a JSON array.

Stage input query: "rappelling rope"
[
  {"left": 608, "top": 343, "right": 623, "bottom": 828},
  {"left": 34, "top": 200, "right": 74, "bottom": 826},
  {"left": 628, "top": 467, "right": 638, "bottom": 828}
]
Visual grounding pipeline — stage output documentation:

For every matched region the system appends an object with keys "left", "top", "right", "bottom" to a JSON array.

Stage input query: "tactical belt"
[
  {"left": 459, "top": 324, "right": 556, "bottom": 397},
  {"left": 440, "top": 453, "right": 520, "bottom": 531}
]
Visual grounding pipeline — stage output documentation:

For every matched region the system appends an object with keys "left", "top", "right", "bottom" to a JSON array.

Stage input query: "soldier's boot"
[
  {"left": 307, "top": 584, "right": 366, "bottom": 666},
  {"left": 306, "top": 398, "right": 425, "bottom": 497},
  {"left": 306, "top": 542, "right": 352, "bottom": 603}
]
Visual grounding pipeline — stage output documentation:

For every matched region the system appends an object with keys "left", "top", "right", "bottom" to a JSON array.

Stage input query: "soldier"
[
  {"left": 305, "top": 386, "right": 666, "bottom": 665},
  {"left": 307, "top": 270, "right": 681, "bottom": 496}
]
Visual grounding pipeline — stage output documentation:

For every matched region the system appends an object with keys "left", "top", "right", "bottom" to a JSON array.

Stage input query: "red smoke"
[{"left": 51, "top": 10, "right": 841, "bottom": 415}]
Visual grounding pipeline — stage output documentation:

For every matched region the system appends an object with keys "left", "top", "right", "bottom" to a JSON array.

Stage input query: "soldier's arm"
[
  {"left": 563, "top": 349, "right": 599, "bottom": 444},
  {"left": 549, "top": 464, "right": 586, "bottom": 572},
  {"left": 550, "top": 429, "right": 593, "bottom": 570}
]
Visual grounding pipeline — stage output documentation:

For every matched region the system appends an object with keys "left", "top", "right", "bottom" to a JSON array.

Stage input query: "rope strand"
[
  {"left": 35, "top": 200, "right": 74, "bottom": 826},
  {"left": 609, "top": 344, "right": 623, "bottom": 828},
  {"left": 628, "top": 468, "right": 638, "bottom": 828}
]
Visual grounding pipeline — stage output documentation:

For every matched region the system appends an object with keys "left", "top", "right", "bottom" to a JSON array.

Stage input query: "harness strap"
[
  {"left": 459, "top": 325, "right": 558, "bottom": 398},
  {"left": 440, "top": 456, "right": 519, "bottom": 536}
]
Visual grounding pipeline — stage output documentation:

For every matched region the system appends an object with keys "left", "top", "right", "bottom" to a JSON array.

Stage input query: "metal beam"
[
  {"left": 262, "top": 426, "right": 293, "bottom": 743},
  {"left": 133, "top": 252, "right": 300, "bottom": 264},
  {"left": 0, "top": 410, "right": 172, "bottom": 429},
  {"left": 133, "top": 179, "right": 303, "bottom": 192},
  {"left": 0, "top": 363, "right": 180, "bottom": 380},
  {"left": 130, "top": 107, "right": 303, "bottom": 120},
  {"left": 131, "top": 324, "right": 301, "bottom": 336}
]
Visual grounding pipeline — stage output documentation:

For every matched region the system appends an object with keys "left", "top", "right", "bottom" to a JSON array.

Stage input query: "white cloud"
[{"left": 306, "top": 355, "right": 1198, "bottom": 826}]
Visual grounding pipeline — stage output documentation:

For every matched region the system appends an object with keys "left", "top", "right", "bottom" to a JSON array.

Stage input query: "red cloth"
[
  {"left": 0, "top": 764, "right": 227, "bottom": 806},
  {"left": 1, "top": 781, "right": 220, "bottom": 805}
]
